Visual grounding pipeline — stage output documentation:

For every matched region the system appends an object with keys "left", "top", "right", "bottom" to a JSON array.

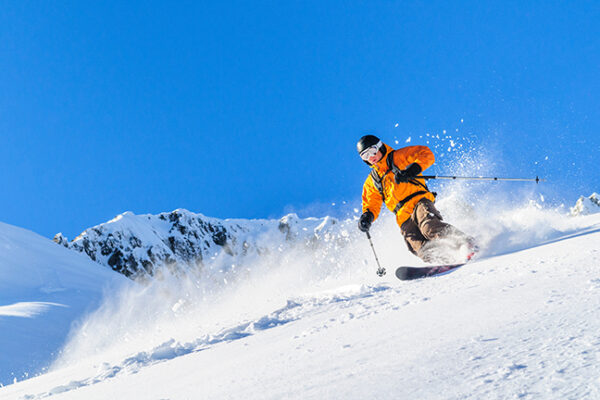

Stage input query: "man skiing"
[{"left": 357, "top": 134, "right": 475, "bottom": 263}]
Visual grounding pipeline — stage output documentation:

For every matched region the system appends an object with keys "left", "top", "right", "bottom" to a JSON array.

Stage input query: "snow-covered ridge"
[{"left": 54, "top": 209, "right": 347, "bottom": 278}]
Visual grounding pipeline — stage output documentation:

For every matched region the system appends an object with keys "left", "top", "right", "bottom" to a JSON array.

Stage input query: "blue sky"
[{"left": 1, "top": 1, "right": 598, "bottom": 239}]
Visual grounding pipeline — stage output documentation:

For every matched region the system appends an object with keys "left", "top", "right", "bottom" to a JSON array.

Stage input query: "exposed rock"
[
  {"left": 570, "top": 193, "right": 600, "bottom": 216},
  {"left": 53, "top": 233, "right": 69, "bottom": 247},
  {"left": 56, "top": 209, "right": 347, "bottom": 280}
]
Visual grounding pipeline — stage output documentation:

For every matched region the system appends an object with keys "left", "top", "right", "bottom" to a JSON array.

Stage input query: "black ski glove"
[
  {"left": 358, "top": 211, "right": 375, "bottom": 233},
  {"left": 395, "top": 163, "right": 422, "bottom": 183}
]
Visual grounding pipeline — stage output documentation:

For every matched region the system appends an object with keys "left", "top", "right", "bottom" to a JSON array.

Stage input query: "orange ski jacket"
[{"left": 361, "top": 144, "right": 436, "bottom": 226}]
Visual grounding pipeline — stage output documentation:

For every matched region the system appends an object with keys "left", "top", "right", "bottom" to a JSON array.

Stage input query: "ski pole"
[
  {"left": 420, "top": 175, "right": 544, "bottom": 183},
  {"left": 365, "top": 231, "right": 386, "bottom": 277}
]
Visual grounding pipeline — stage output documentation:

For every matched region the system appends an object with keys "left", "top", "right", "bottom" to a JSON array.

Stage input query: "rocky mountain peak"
[
  {"left": 55, "top": 209, "right": 347, "bottom": 279},
  {"left": 569, "top": 193, "right": 600, "bottom": 216}
]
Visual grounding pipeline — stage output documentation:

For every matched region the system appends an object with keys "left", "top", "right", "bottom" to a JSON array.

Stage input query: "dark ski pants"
[{"left": 400, "top": 198, "right": 466, "bottom": 261}]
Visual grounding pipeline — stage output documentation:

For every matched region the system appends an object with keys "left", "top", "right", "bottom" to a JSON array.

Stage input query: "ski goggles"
[{"left": 359, "top": 141, "right": 383, "bottom": 161}]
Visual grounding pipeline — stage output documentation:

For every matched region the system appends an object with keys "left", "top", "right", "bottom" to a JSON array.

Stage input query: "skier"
[{"left": 357, "top": 134, "right": 476, "bottom": 263}]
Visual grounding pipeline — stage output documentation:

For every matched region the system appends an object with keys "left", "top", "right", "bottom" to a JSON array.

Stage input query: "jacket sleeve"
[
  {"left": 362, "top": 174, "right": 384, "bottom": 220},
  {"left": 396, "top": 146, "right": 435, "bottom": 171}
]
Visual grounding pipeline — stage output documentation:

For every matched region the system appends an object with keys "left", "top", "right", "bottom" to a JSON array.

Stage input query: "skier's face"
[
  {"left": 366, "top": 150, "right": 383, "bottom": 164},
  {"left": 360, "top": 145, "right": 384, "bottom": 164}
]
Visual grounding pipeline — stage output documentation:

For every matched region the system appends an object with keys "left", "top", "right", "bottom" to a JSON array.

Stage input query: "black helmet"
[
  {"left": 356, "top": 135, "right": 381, "bottom": 154},
  {"left": 357, "top": 135, "right": 386, "bottom": 164}
]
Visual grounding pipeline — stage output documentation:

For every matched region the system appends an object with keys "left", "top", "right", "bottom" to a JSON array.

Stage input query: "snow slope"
[
  {"left": 1, "top": 195, "right": 600, "bottom": 399},
  {"left": 0, "top": 222, "right": 127, "bottom": 385}
]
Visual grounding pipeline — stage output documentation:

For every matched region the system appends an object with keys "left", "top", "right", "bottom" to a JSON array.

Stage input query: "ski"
[{"left": 395, "top": 263, "right": 465, "bottom": 280}]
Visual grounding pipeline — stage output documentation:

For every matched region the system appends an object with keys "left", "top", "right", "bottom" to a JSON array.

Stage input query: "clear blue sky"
[{"left": 1, "top": 1, "right": 598, "bottom": 239}]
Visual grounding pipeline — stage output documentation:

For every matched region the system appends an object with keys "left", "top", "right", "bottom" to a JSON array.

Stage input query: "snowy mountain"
[
  {"left": 54, "top": 209, "right": 345, "bottom": 279},
  {"left": 2, "top": 193, "right": 600, "bottom": 398}
]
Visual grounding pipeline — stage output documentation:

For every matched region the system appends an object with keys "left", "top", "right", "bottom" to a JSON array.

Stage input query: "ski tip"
[
  {"left": 395, "top": 263, "right": 466, "bottom": 281},
  {"left": 395, "top": 267, "right": 412, "bottom": 280}
]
